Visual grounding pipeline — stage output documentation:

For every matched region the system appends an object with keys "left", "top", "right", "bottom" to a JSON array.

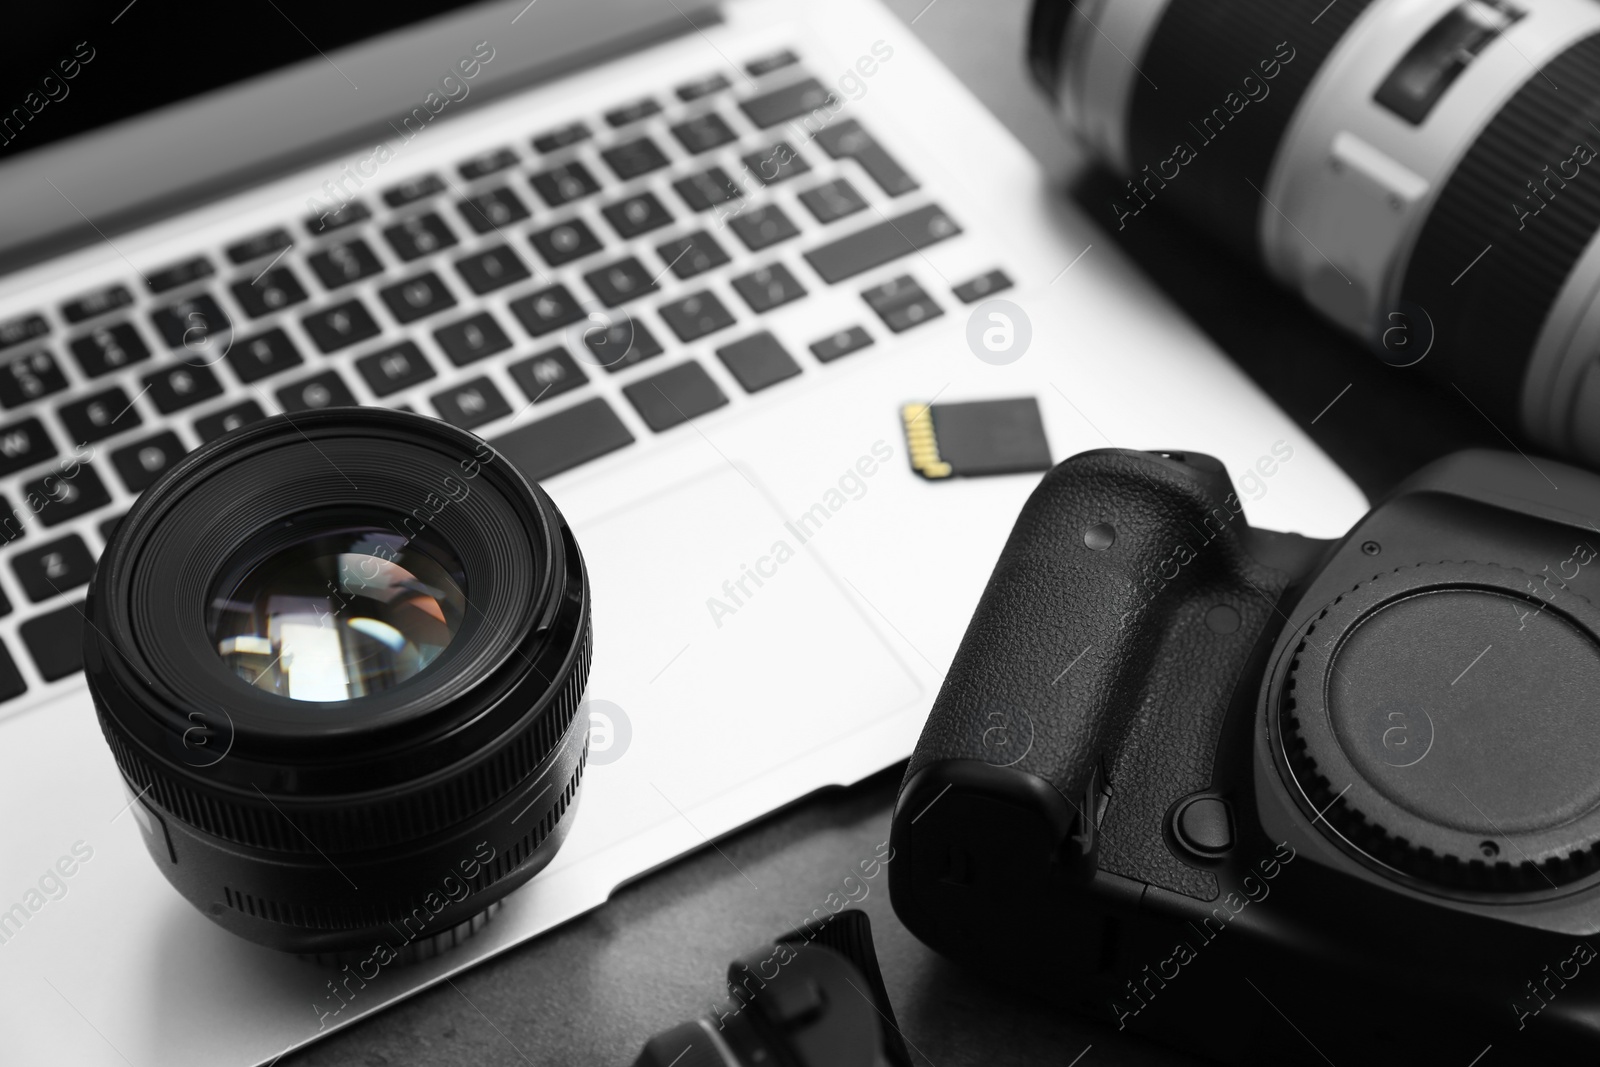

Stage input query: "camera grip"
[{"left": 898, "top": 450, "right": 1292, "bottom": 883}]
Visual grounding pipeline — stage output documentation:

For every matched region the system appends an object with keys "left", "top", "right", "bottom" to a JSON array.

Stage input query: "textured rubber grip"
[
  {"left": 901, "top": 450, "right": 1290, "bottom": 891},
  {"left": 1122, "top": 0, "right": 1373, "bottom": 260},
  {"left": 1401, "top": 32, "right": 1600, "bottom": 427}
]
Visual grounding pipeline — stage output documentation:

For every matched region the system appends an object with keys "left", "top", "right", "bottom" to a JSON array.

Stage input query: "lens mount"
[
  {"left": 1273, "top": 560, "right": 1600, "bottom": 898},
  {"left": 86, "top": 408, "right": 592, "bottom": 954}
]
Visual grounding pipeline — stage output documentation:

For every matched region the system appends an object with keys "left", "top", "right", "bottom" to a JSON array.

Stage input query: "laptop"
[{"left": 0, "top": 0, "right": 1369, "bottom": 1062}]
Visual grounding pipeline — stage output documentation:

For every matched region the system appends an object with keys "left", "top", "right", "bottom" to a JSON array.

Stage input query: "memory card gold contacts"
[{"left": 900, "top": 397, "right": 1052, "bottom": 480}]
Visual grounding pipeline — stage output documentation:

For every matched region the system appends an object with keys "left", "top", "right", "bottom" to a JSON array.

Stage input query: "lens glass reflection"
[{"left": 208, "top": 524, "right": 467, "bottom": 702}]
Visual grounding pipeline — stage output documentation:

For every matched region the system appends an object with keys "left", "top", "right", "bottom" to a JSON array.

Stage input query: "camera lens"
[
  {"left": 208, "top": 519, "right": 468, "bottom": 701},
  {"left": 1032, "top": 0, "right": 1600, "bottom": 463},
  {"left": 85, "top": 409, "right": 592, "bottom": 957}
]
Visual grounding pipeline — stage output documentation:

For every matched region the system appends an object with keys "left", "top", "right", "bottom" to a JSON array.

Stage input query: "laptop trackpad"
[{"left": 551, "top": 461, "right": 925, "bottom": 863}]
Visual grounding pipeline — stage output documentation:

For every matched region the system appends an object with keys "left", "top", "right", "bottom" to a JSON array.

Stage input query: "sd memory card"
[{"left": 900, "top": 397, "right": 1052, "bottom": 479}]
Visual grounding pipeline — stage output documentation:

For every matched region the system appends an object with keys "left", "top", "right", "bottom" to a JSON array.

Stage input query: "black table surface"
[{"left": 287, "top": 2, "right": 1505, "bottom": 1063}]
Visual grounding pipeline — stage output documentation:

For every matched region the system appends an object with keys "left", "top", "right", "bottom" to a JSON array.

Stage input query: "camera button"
[{"left": 1173, "top": 796, "right": 1233, "bottom": 858}]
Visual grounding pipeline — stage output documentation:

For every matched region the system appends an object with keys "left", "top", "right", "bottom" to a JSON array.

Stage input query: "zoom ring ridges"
[
  {"left": 220, "top": 753, "right": 585, "bottom": 933},
  {"left": 96, "top": 624, "right": 590, "bottom": 855},
  {"left": 1402, "top": 32, "right": 1600, "bottom": 425}
]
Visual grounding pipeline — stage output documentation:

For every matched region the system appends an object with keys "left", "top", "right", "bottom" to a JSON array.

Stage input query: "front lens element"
[{"left": 208, "top": 524, "right": 467, "bottom": 702}]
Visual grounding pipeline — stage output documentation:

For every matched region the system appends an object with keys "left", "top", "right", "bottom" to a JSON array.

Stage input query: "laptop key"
[
  {"left": 813, "top": 120, "right": 919, "bottom": 196},
  {"left": 602, "top": 193, "right": 674, "bottom": 239},
  {"left": 587, "top": 318, "right": 663, "bottom": 373},
  {"left": 226, "top": 328, "right": 303, "bottom": 383},
  {"left": 0, "top": 639, "right": 24, "bottom": 701},
  {"left": 659, "top": 291, "right": 736, "bottom": 342},
  {"left": 810, "top": 325, "right": 874, "bottom": 363},
  {"left": 729, "top": 205, "right": 799, "bottom": 251},
  {"left": 0, "top": 350, "right": 68, "bottom": 408},
  {"left": 953, "top": 269, "right": 1014, "bottom": 303},
  {"left": 0, "top": 417, "right": 55, "bottom": 476},
  {"left": 150, "top": 293, "right": 231, "bottom": 349},
  {"left": 799, "top": 178, "right": 867, "bottom": 224},
  {"left": 146, "top": 256, "right": 215, "bottom": 294},
  {"left": 69, "top": 323, "right": 151, "bottom": 378},
  {"left": 111, "top": 430, "right": 186, "bottom": 493},
  {"left": 99, "top": 513, "right": 124, "bottom": 543},
  {"left": 384, "top": 213, "right": 459, "bottom": 262},
  {"left": 308, "top": 238, "right": 384, "bottom": 289},
  {"left": 434, "top": 311, "right": 512, "bottom": 366},
  {"left": 456, "top": 245, "right": 532, "bottom": 294},
  {"left": 606, "top": 98, "right": 662, "bottom": 127},
  {"left": 230, "top": 267, "right": 309, "bottom": 318},
  {"left": 432, "top": 377, "right": 511, "bottom": 430},
  {"left": 740, "top": 78, "right": 834, "bottom": 129},
  {"left": 533, "top": 122, "right": 590, "bottom": 154},
  {"left": 746, "top": 50, "right": 800, "bottom": 77},
  {"left": 601, "top": 137, "right": 669, "bottom": 181},
  {"left": 677, "top": 73, "right": 730, "bottom": 102},
  {"left": 509, "top": 285, "right": 585, "bottom": 337},
  {"left": 731, "top": 264, "right": 806, "bottom": 313},
  {"left": 302, "top": 299, "right": 382, "bottom": 353},
  {"left": 531, "top": 161, "right": 600, "bottom": 207},
  {"left": 623, "top": 361, "right": 728, "bottom": 431},
  {"left": 743, "top": 142, "right": 811, "bottom": 185},
  {"left": 458, "top": 187, "right": 529, "bottom": 234},
  {"left": 671, "top": 113, "right": 737, "bottom": 155},
  {"left": 21, "top": 602, "right": 85, "bottom": 681},
  {"left": 488, "top": 398, "right": 634, "bottom": 482},
  {"left": 24, "top": 464, "right": 111, "bottom": 527},
  {"left": 675, "top": 72, "right": 732, "bottom": 101},
  {"left": 225, "top": 227, "right": 294, "bottom": 266},
  {"left": 305, "top": 200, "right": 371, "bottom": 237},
  {"left": 59, "top": 387, "right": 140, "bottom": 444},
  {"left": 0, "top": 499, "right": 19, "bottom": 545},
  {"left": 509, "top": 347, "right": 586, "bottom": 404},
  {"left": 656, "top": 231, "right": 730, "bottom": 279},
  {"left": 0, "top": 315, "right": 50, "bottom": 356},
  {"left": 195, "top": 399, "right": 266, "bottom": 442},
  {"left": 716, "top": 332, "right": 802, "bottom": 393},
  {"left": 585, "top": 257, "right": 658, "bottom": 307},
  {"left": 379, "top": 273, "right": 457, "bottom": 324},
  {"left": 674, "top": 167, "right": 742, "bottom": 212},
  {"left": 12, "top": 534, "right": 96, "bottom": 602},
  {"left": 863, "top": 275, "right": 944, "bottom": 333},
  {"left": 143, "top": 363, "right": 224, "bottom": 414},
  {"left": 530, "top": 219, "right": 603, "bottom": 267},
  {"left": 277, "top": 370, "right": 359, "bottom": 412},
  {"left": 356, "top": 341, "right": 435, "bottom": 396},
  {"left": 62, "top": 284, "right": 134, "bottom": 324},
  {"left": 804, "top": 204, "right": 961, "bottom": 284},
  {"left": 458, "top": 146, "right": 519, "bottom": 181},
  {"left": 383, "top": 174, "right": 446, "bottom": 208}
]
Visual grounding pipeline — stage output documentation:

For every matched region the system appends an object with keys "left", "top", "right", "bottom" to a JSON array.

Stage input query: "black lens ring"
[
  {"left": 1400, "top": 31, "right": 1600, "bottom": 428},
  {"left": 86, "top": 409, "right": 593, "bottom": 857},
  {"left": 124, "top": 429, "right": 541, "bottom": 743},
  {"left": 1122, "top": 0, "right": 1375, "bottom": 261}
]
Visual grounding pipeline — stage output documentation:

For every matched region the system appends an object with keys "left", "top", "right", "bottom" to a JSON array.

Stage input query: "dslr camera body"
[{"left": 890, "top": 448, "right": 1600, "bottom": 1063}]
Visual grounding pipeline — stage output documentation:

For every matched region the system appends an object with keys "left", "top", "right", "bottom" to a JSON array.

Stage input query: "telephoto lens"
[
  {"left": 84, "top": 408, "right": 592, "bottom": 958},
  {"left": 1031, "top": 0, "right": 1600, "bottom": 464}
]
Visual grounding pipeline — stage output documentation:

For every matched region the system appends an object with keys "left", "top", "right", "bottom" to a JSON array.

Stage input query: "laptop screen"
[{"left": 0, "top": 1, "right": 484, "bottom": 163}]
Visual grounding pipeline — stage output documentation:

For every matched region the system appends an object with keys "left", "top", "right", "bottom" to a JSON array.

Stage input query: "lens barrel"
[
  {"left": 85, "top": 408, "right": 591, "bottom": 956},
  {"left": 1035, "top": 0, "right": 1600, "bottom": 465}
]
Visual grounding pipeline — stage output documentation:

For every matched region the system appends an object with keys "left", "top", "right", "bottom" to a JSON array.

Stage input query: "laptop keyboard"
[{"left": 0, "top": 48, "right": 1013, "bottom": 706}]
